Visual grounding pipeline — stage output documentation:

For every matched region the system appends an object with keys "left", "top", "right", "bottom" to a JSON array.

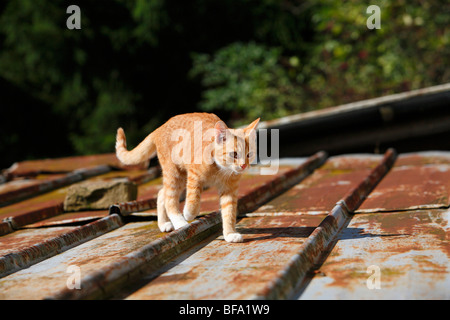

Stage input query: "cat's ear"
[
  {"left": 244, "top": 118, "right": 260, "bottom": 137},
  {"left": 215, "top": 121, "right": 228, "bottom": 143}
]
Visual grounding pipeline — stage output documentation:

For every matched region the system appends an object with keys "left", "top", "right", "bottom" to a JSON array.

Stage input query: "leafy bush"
[
  {"left": 191, "top": 0, "right": 449, "bottom": 124},
  {"left": 0, "top": 0, "right": 163, "bottom": 156},
  {"left": 0, "top": 0, "right": 448, "bottom": 166},
  {"left": 191, "top": 42, "right": 307, "bottom": 124},
  {"left": 301, "top": 0, "right": 449, "bottom": 108}
]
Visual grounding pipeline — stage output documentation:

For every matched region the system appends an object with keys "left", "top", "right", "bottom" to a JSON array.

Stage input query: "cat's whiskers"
[{"left": 217, "top": 166, "right": 234, "bottom": 181}]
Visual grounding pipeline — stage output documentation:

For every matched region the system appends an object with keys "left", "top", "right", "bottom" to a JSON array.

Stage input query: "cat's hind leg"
[
  {"left": 164, "top": 171, "right": 189, "bottom": 230},
  {"left": 157, "top": 188, "right": 174, "bottom": 232}
]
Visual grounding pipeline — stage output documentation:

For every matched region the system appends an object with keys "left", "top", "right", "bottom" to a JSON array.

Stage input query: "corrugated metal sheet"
[
  {"left": 258, "top": 83, "right": 450, "bottom": 157},
  {"left": 358, "top": 152, "right": 450, "bottom": 212},
  {"left": 0, "top": 149, "right": 449, "bottom": 300},
  {"left": 0, "top": 164, "right": 160, "bottom": 234},
  {"left": 298, "top": 208, "right": 450, "bottom": 299}
]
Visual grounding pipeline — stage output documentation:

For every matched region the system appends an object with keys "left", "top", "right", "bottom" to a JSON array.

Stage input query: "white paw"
[
  {"left": 159, "top": 222, "right": 174, "bottom": 232},
  {"left": 224, "top": 233, "right": 243, "bottom": 243},
  {"left": 170, "top": 215, "right": 189, "bottom": 230},
  {"left": 183, "top": 206, "right": 198, "bottom": 221}
]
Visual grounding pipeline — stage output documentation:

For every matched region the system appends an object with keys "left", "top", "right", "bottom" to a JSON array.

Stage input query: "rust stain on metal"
[
  {"left": 4, "top": 203, "right": 65, "bottom": 233},
  {"left": 4, "top": 153, "right": 146, "bottom": 179},
  {"left": 22, "top": 210, "right": 109, "bottom": 228},
  {"left": 0, "top": 165, "right": 110, "bottom": 207},
  {"left": 255, "top": 153, "right": 389, "bottom": 214},
  {"left": 0, "top": 153, "right": 325, "bottom": 299},
  {"left": 0, "top": 227, "right": 78, "bottom": 256},
  {"left": 299, "top": 209, "right": 450, "bottom": 299},
  {"left": 48, "top": 213, "right": 223, "bottom": 300},
  {"left": 358, "top": 151, "right": 450, "bottom": 212},
  {"left": 118, "top": 151, "right": 385, "bottom": 299},
  {"left": 5, "top": 148, "right": 449, "bottom": 300},
  {"left": 0, "top": 214, "right": 124, "bottom": 278},
  {"left": 343, "top": 148, "right": 396, "bottom": 212},
  {"left": 253, "top": 149, "right": 395, "bottom": 299},
  {"left": 0, "top": 219, "right": 161, "bottom": 299},
  {"left": 0, "top": 167, "right": 161, "bottom": 235},
  {"left": 125, "top": 214, "right": 326, "bottom": 300},
  {"left": 394, "top": 152, "right": 450, "bottom": 167},
  {"left": 0, "top": 175, "right": 64, "bottom": 198}
]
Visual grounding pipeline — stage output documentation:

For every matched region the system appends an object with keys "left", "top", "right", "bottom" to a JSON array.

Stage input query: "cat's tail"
[{"left": 115, "top": 128, "right": 157, "bottom": 165}]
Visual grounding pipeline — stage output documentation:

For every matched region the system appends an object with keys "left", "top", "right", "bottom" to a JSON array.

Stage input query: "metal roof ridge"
[
  {"left": 0, "top": 214, "right": 123, "bottom": 279},
  {"left": 257, "top": 82, "right": 450, "bottom": 129},
  {"left": 0, "top": 165, "right": 111, "bottom": 208}
]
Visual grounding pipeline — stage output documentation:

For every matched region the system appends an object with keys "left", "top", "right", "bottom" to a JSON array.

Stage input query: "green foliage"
[
  {"left": 300, "top": 0, "right": 450, "bottom": 109},
  {"left": 119, "top": 0, "right": 168, "bottom": 47},
  {"left": 0, "top": 0, "right": 448, "bottom": 166},
  {"left": 191, "top": 0, "right": 449, "bottom": 123},
  {"left": 0, "top": 0, "right": 162, "bottom": 156},
  {"left": 191, "top": 42, "right": 306, "bottom": 123}
]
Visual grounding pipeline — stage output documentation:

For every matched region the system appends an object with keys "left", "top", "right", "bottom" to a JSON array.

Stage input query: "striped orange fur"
[{"left": 116, "top": 113, "right": 259, "bottom": 243}]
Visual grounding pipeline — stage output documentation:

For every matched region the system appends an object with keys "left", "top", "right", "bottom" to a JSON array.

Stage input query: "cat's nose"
[{"left": 240, "top": 164, "right": 247, "bottom": 170}]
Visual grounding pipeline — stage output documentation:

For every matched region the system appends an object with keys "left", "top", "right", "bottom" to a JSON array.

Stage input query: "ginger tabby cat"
[{"left": 116, "top": 113, "right": 260, "bottom": 243}]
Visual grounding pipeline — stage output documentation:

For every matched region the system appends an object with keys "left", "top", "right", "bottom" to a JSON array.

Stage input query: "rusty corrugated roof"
[
  {"left": 258, "top": 83, "right": 450, "bottom": 158},
  {"left": 0, "top": 147, "right": 448, "bottom": 300}
]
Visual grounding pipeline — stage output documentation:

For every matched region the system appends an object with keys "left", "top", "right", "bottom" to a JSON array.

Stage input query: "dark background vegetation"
[{"left": 0, "top": 0, "right": 448, "bottom": 169}]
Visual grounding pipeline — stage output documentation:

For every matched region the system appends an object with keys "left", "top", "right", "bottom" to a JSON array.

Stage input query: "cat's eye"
[
  {"left": 247, "top": 152, "right": 253, "bottom": 158},
  {"left": 229, "top": 152, "right": 238, "bottom": 159}
]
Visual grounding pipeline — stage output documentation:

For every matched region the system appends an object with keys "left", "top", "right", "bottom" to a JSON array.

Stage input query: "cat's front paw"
[
  {"left": 159, "top": 221, "right": 174, "bottom": 232},
  {"left": 183, "top": 206, "right": 198, "bottom": 221},
  {"left": 224, "top": 232, "right": 243, "bottom": 243},
  {"left": 170, "top": 215, "right": 189, "bottom": 230}
]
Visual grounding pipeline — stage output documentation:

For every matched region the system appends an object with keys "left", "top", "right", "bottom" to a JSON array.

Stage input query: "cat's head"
[{"left": 214, "top": 118, "right": 260, "bottom": 174}]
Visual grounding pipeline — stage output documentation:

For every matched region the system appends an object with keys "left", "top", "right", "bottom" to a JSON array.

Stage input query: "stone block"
[{"left": 64, "top": 179, "right": 137, "bottom": 211}]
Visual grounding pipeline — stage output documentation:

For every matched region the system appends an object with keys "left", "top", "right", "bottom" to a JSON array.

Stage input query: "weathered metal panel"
[
  {"left": 4, "top": 153, "right": 146, "bottom": 178},
  {"left": 0, "top": 167, "right": 161, "bottom": 234},
  {"left": 121, "top": 150, "right": 394, "bottom": 300},
  {"left": 116, "top": 150, "right": 392, "bottom": 300},
  {"left": 0, "top": 220, "right": 161, "bottom": 299},
  {"left": 1, "top": 200, "right": 64, "bottom": 233},
  {"left": 0, "top": 152, "right": 326, "bottom": 299},
  {"left": 394, "top": 151, "right": 450, "bottom": 167},
  {"left": 254, "top": 154, "right": 387, "bottom": 215},
  {"left": 257, "top": 83, "right": 450, "bottom": 130},
  {"left": 358, "top": 151, "right": 450, "bottom": 212},
  {"left": 0, "top": 214, "right": 123, "bottom": 278},
  {"left": 0, "top": 226, "right": 78, "bottom": 257},
  {"left": 0, "top": 165, "right": 110, "bottom": 206},
  {"left": 5, "top": 147, "right": 449, "bottom": 301},
  {"left": 237, "top": 153, "right": 326, "bottom": 215},
  {"left": 250, "top": 149, "right": 396, "bottom": 299},
  {"left": 257, "top": 84, "right": 450, "bottom": 157},
  {"left": 83, "top": 166, "right": 159, "bottom": 185},
  {"left": 124, "top": 214, "right": 326, "bottom": 300},
  {"left": 342, "top": 149, "right": 397, "bottom": 212},
  {"left": 136, "top": 177, "right": 163, "bottom": 197},
  {"left": 298, "top": 209, "right": 450, "bottom": 299},
  {"left": 0, "top": 175, "right": 65, "bottom": 199},
  {"left": 22, "top": 211, "right": 109, "bottom": 228}
]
